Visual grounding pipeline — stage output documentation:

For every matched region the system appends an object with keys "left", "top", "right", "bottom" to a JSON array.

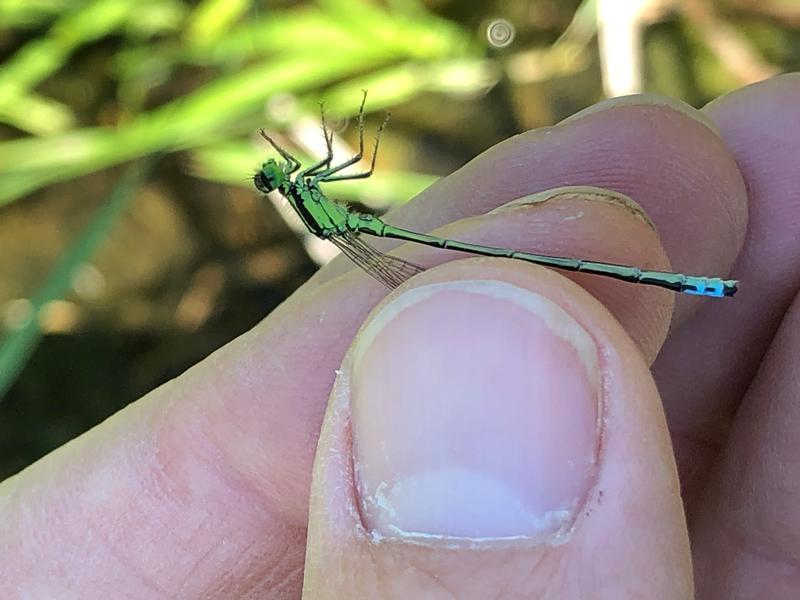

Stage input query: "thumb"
[{"left": 303, "top": 261, "right": 692, "bottom": 599}]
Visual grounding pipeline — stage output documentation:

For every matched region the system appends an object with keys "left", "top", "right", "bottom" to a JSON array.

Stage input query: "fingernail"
[
  {"left": 489, "top": 185, "right": 656, "bottom": 231},
  {"left": 557, "top": 93, "right": 721, "bottom": 137},
  {"left": 350, "top": 280, "right": 602, "bottom": 544}
]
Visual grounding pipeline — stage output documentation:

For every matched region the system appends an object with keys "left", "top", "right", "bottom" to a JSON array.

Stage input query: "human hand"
[{"left": 2, "top": 74, "right": 799, "bottom": 599}]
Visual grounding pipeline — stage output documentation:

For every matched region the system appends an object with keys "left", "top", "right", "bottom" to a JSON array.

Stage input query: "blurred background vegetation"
[{"left": 1, "top": 0, "right": 798, "bottom": 478}]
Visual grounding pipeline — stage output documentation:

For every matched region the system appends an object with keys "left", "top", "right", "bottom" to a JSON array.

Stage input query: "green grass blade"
[
  {"left": 0, "top": 158, "right": 156, "bottom": 400},
  {"left": 0, "top": 50, "right": 399, "bottom": 204},
  {"left": 0, "top": 1, "right": 478, "bottom": 204},
  {"left": 0, "top": 0, "right": 73, "bottom": 28},
  {"left": 0, "top": 0, "right": 134, "bottom": 102},
  {"left": 0, "top": 91, "right": 75, "bottom": 135},
  {"left": 184, "top": 0, "right": 252, "bottom": 46}
]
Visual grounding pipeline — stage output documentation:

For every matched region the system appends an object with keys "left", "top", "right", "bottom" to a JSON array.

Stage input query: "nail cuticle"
[{"left": 490, "top": 186, "right": 656, "bottom": 232}]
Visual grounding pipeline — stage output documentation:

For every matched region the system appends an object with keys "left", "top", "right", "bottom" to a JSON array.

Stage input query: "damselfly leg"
[
  {"left": 303, "top": 103, "right": 335, "bottom": 177},
  {"left": 259, "top": 129, "right": 301, "bottom": 174}
]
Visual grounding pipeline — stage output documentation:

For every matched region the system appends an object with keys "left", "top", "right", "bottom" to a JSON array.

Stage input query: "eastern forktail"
[{"left": 253, "top": 93, "right": 738, "bottom": 298}]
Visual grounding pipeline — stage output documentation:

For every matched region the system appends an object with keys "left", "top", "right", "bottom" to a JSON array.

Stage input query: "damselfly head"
[{"left": 254, "top": 158, "right": 286, "bottom": 193}]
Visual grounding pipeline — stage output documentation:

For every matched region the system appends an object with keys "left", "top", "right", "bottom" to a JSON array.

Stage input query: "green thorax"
[
  {"left": 281, "top": 178, "right": 347, "bottom": 238},
  {"left": 281, "top": 178, "right": 385, "bottom": 238}
]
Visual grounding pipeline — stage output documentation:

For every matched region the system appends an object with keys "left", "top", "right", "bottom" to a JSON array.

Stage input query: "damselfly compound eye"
[{"left": 253, "top": 170, "right": 272, "bottom": 193}]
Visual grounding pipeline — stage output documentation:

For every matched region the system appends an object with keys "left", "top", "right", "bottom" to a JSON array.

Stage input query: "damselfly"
[{"left": 254, "top": 93, "right": 738, "bottom": 298}]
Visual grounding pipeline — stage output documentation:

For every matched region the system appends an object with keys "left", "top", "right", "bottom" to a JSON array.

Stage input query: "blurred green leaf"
[
  {"left": 0, "top": 0, "right": 137, "bottom": 134},
  {"left": 184, "top": 9, "right": 373, "bottom": 62},
  {"left": 0, "top": 158, "right": 155, "bottom": 400},
  {"left": 0, "top": 52, "right": 396, "bottom": 200},
  {"left": 184, "top": 0, "right": 252, "bottom": 46},
  {"left": 0, "top": 0, "right": 74, "bottom": 28},
  {"left": 122, "top": 0, "right": 187, "bottom": 39},
  {"left": 320, "top": 58, "right": 498, "bottom": 109},
  {"left": 0, "top": 1, "right": 479, "bottom": 205},
  {"left": 0, "top": 91, "right": 74, "bottom": 134},
  {"left": 0, "top": 0, "right": 133, "bottom": 97}
]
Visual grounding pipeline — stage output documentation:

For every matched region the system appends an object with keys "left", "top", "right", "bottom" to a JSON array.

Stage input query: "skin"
[{"left": 1, "top": 74, "right": 799, "bottom": 598}]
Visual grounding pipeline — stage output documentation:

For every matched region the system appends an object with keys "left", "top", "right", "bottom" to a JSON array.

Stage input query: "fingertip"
[
  {"left": 701, "top": 71, "right": 800, "bottom": 305},
  {"left": 704, "top": 73, "right": 800, "bottom": 165},
  {"left": 559, "top": 91, "right": 722, "bottom": 137},
  {"left": 704, "top": 72, "right": 800, "bottom": 115}
]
